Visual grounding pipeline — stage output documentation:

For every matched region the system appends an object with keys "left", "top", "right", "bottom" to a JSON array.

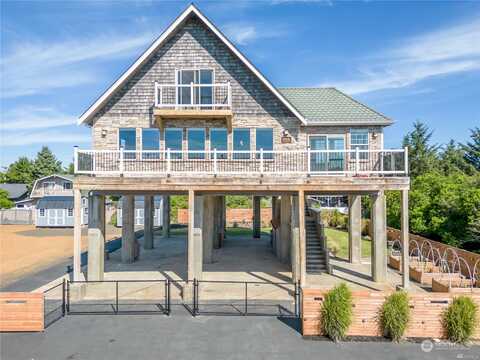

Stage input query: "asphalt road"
[{"left": 2, "top": 306, "right": 478, "bottom": 360}]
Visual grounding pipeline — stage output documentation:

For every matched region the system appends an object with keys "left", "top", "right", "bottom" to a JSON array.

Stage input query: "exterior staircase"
[{"left": 305, "top": 216, "right": 327, "bottom": 274}]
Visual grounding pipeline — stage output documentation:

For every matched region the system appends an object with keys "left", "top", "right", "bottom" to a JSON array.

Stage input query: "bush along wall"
[
  {"left": 380, "top": 292, "right": 410, "bottom": 342},
  {"left": 320, "top": 283, "right": 353, "bottom": 341},
  {"left": 443, "top": 296, "right": 478, "bottom": 343}
]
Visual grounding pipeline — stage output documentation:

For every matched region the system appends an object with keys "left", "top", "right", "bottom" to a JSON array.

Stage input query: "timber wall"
[{"left": 0, "top": 292, "right": 44, "bottom": 332}]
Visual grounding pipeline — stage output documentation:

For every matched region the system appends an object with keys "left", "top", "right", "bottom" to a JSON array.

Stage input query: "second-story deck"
[{"left": 75, "top": 148, "right": 408, "bottom": 178}]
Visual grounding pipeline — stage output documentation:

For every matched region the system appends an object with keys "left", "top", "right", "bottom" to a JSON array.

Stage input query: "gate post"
[
  {"left": 66, "top": 280, "right": 70, "bottom": 314},
  {"left": 62, "top": 278, "right": 66, "bottom": 316}
]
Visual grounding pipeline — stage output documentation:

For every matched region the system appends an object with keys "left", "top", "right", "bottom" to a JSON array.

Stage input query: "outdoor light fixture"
[{"left": 101, "top": 129, "right": 108, "bottom": 138}]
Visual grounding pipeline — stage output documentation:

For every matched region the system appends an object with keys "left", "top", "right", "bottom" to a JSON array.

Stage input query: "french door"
[
  {"left": 177, "top": 70, "right": 213, "bottom": 106},
  {"left": 309, "top": 135, "right": 345, "bottom": 172}
]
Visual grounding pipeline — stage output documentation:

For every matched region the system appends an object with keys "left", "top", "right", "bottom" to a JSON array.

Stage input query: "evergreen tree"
[
  {"left": 0, "top": 189, "right": 14, "bottom": 209},
  {"left": 440, "top": 140, "right": 476, "bottom": 176},
  {"left": 463, "top": 127, "right": 480, "bottom": 171},
  {"left": 32, "top": 146, "right": 62, "bottom": 179},
  {"left": 64, "top": 162, "right": 75, "bottom": 175},
  {"left": 4, "top": 157, "right": 34, "bottom": 189},
  {"left": 402, "top": 121, "right": 439, "bottom": 178}
]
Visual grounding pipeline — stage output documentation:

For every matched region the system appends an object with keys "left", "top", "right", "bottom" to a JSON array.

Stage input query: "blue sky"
[{"left": 1, "top": 0, "right": 479, "bottom": 168}]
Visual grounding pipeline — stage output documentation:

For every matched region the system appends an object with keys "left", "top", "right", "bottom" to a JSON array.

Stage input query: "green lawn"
[
  {"left": 325, "top": 227, "right": 371, "bottom": 259},
  {"left": 166, "top": 226, "right": 271, "bottom": 237}
]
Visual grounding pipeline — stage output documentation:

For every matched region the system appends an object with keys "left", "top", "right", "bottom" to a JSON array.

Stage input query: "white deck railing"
[
  {"left": 154, "top": 82, "right": 231, "bottom": 109},
  {"left": 74, "top": 148, "right": 408, "bottom": 177}
]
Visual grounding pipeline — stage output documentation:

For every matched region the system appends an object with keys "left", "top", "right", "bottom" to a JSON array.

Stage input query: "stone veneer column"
[
  {"left": 121, "top": 195, "right": 136, "bottom": 263},
  {"left": 371, "top": 190, "right": 387, "bottom": 283},
  {"left": 348, "top": 195, "right": 362, "bottom": 264},
  {"left": 144, "top": 195, "right": 154, "bottom": 250},
  {"left": 88, "top": 194, "right": 106, "bottom": 281},
  {"left": 253, "top": 196, "right": 261, "bottom": 238}
]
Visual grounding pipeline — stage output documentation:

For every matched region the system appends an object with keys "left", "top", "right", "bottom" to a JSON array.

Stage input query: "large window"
[
  {"left": 309, "top": 135, "right": 345, "bottom": 172},
  {"left": 165, "top": 128, "right": 183, "bottom": 159},
  {"left": 256, "top": 128, "right": 273, "bottom": 159},
  {"left": 210, "top": 128, "right": 228, "bottom": 159},
  {"left": 233, "top": 128, "right": 250, "bottom": 159},
  {"left": 177, "top": 69, "right": 213, "bottom": 106},
  {"left": 119, "top": 128, "right": 136, "bottom": 159},
  {"left": 350, "top": 129, "right": 369, "bottom": 160},
  {"left": 142, "top": 128, "right": 160, "bottom": 159},
  {"left": 187, "top": 128, "right": 206, "bottom": 159}
]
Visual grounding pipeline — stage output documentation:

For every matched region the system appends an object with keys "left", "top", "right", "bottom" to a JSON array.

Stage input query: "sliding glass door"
[{"left": 309, "top": 135, "right": 345, "bottom": 172}]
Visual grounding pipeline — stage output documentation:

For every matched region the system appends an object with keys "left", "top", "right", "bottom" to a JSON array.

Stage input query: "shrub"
[
  {"left": 380, "top": 291, "right": 410, "bottom": 341},
  {"left": 443, "top": 296, "right": 478, "bottom": 343},
  {"left": 110, "top": 211, "right": 117, "bottom": 226},
  {"left": 321, "top": 283, "right": 353, "bottom": 341}
]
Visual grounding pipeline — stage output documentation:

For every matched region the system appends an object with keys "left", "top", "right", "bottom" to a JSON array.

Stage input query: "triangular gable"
[{"left": 78, "top": 4, "right": 306, "bottom": 125}]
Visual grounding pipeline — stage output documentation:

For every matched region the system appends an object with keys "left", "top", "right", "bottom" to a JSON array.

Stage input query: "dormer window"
[{"left": 176, "top": 69, "right": 213, "bottom": 105}]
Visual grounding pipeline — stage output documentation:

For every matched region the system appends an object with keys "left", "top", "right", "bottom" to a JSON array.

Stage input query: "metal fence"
[{"left": 43, "top": 281, "right": 66, "bottom": 328}]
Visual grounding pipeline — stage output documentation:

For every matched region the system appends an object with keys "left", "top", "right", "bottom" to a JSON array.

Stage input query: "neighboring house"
[
  {"left": 0, "top": 184, "right": 29, "bottom": 208},
  {"left": 72, "top": 5, "right": 410, "bottom": 289},
  {"left": 116, "top": 196, "right": 163, "bottom": 227},
  {"left": 29, "top": 174, "right": 88, "bottom": 227}
]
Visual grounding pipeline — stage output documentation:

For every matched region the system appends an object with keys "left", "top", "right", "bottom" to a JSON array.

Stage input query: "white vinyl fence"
[{"left": 0, "top": 209, "right": 34, "bottom": 225}]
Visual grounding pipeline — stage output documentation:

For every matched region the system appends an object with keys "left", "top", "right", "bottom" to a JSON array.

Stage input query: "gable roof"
[
  {"left": 279, "top": 88, "right": 392, "bottom": 126},
  {"left": 0, "top": 184, "right": 28, "bottom": 199},
  {"left": 78, "top": 4, "right": 306, "bottom": 125}
]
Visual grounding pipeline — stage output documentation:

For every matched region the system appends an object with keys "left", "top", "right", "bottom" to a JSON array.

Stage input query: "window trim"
[
  {"left": 39, "top": 208, "right": 45, "bottom": 217},
  {"left": 63, "top": 182, "right": 72, "bottom": 190},
  {"left": 175, "top": 68, "right": 215, "bottom": 106},
  {"left": 67, "top": 208, "right": 74, "bottom": 217},
  {"left": 349, "top": 128, "right": 370, "bottom": 161}
]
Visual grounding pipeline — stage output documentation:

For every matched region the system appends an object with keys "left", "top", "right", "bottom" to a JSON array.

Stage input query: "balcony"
[
  {"left": 154, "top": 82, "right": 233, "bottom": 129},
  {"left": 74, "top": 148, "right": 408, "bottom": 177}
]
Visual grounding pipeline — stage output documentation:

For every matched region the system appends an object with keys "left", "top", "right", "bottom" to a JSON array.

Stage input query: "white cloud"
[
  {"left": 1, "top": 129, "right": 89, "bottom": 146},
  {"left": 1, "top": 106, "right": 76, "bottom": 130},
  {"left": 223, "top": 22, "right": 287, "bottom": 45},
  {"left": 0, "top": 32, "right": 154, "bottom": 98},
  {"left": 321, "top": 16, "right": 480, "bottom": 94}
]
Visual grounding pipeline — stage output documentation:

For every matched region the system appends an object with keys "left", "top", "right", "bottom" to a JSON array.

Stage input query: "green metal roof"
[{"left": 279, "top": 88, "right": 392, "bottom": 126}]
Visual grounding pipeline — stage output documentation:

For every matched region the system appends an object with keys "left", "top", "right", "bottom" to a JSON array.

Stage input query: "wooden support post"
[
  {"left": 279, "top": 195, "right": 292, "bottom": 263},
  {"left": 401, "top": 189, "right": 410, "bottom": 289},
  {"left": 299, "top": 190, "right": 306, "bottom": 287},
  {"left": 144, "top": 195, "right": 154, "bottom": 249},
  {"left": 188, "top": 190, "right": 203, "bottom": 281},
  {"left": 291, "top": 195, "right": 300, "bottom": 283},
  {"left": 87, "top": 194, "right": 105, "bottom": 281},
  {"left": 348, "top": 195, "right": 362, "bottom": 264},
  {"left": 253, "top": 196, "right": 261, "bottom": 238},
  {"left": 121, "top": 195, "right": 135, "bottom": 263},
  {"left": 162, "top": 195, "right": 170, "bottom": 238},
  {"left": 73, "top": 189, "right": 82, "bottom": 281},
  {"left": 371, "top": 190, "right": 387, "bottom": 283}
]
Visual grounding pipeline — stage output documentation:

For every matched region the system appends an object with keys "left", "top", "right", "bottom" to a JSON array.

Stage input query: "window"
[
  {"left": 119, "top": 128, "right": 136, "bottom": 159},
  {"left": 165, "top": 128, "right": 183, "bottom": 159},
  {"left": 82, "top": 198, "right": 87, "bottom": 207},
  {"left": 350, "top": 129, "right": 369, "bottom": 160},
  {"left": 210, "top": 128, "right": 228, "bottom": 159},
  {"left": 233, "top": 128, "right": 250, "bottom": 159},
  {"left": 43, "top": 182, "right": 55, "bottom": 189},
  {"left": 39, "top": 209, "right": 45, "bottom": 217},
  {"left": 63, "top": 182, "right": 72, "bottom": 190},
  {"left": 309, "top": 135, "right": 345, "bottom": 171},
  {"left": 177, "top": 69, "right": 213, "bottom": 106},
  {"left": 187, "top": 128, "right": 205, "bottom": 159},
  {"left": 142, "top": 128, "right": 160, "bottom": 159},
  {"left": 67, "top": 208, "right": 73, "bottom": 217},
  {"left": 256, "top": 128, "right": 273, "bottom": 159}
]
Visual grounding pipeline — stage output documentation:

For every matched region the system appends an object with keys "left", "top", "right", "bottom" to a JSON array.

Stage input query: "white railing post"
[
  {"left": 92, "top": 151, "right": 97, "bottom": 173},
  {"left": 213, "top": 148, "right": 218, "bottom": 175},
  {"left": 260, "top": 148, "right": 264, "bottom": 174},
  {"left": 391, "top": 151, "right": 396, "bottom": 174},
  {"left": 355, "top": 147, "right": 360, "bottom": 175},
  {"left": 73, "top": 146, "right": 78, "bottom": 173},
  {"left": 119, "top": 147, "right": 124, "bottom": 174},
  {"left": 404, "top": 146, "right": 409, "bottom": 175},
  {"left": 167, "top": 148, "right": 171, "bottom": 175},
  {"left": 227, "top": 81, "right": 232, "bottom": 108},
  {"left": 190, "top": 82, "right": 194, "bottom": 107},
  {"left": 307, "top": 147, "right": 311, "bottom": 175}
]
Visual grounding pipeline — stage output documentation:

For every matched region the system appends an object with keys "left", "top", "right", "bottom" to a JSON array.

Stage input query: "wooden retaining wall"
[
  {"left": 0, "top": 292, "right": 44, "bottom": 332},
  {"left": 302, "top": 288, "right": 480, "bottom": 339}
]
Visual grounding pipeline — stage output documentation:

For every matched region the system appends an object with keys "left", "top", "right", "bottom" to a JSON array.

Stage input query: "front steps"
[{"left": 305, "top": 217, "right": 327, "bottom": 274}]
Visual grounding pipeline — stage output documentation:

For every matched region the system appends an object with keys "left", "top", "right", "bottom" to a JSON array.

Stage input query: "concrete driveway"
[{"left": 1, "top": 307, "right": 477, "bottom": 360}]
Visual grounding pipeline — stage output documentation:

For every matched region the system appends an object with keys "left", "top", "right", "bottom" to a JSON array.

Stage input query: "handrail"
[
  {"left": 155, "top": 82, "right": 231, "bottom": 109},
  {"left": 75, "top": 148, "right": 408, "bottom": 177}
]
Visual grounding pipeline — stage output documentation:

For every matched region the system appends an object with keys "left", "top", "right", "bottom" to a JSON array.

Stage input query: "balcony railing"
[
  {"left": 74, "top": 148, "right": 408, "bottom": 177},
  {"left": 154, "top": 82, "right": 231, "bottom": 109}
]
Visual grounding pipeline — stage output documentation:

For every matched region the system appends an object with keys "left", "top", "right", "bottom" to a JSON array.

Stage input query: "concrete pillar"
[
  {"left": 162, "top": 195, "right": 170, "bottom": 238},
  {"left": 188, "top": 190, "right": 203, "bottom": 281},
  {"left": 279, "top": 195, "right": 292, "bottom": 263},
  {"left": 291, "top": 195, "right": 300, "bottom": 283},
  {"left": 203, "top": 195, "right": 215, "bottom": 264},
  {"left": 371, "top": 190, "right": 387, "bottom": 283},
  {"left": 88, "top": 194, "right": 105, "bottom": 281},
  {"left": 348, "top": 195, "right": 362, "bottom": 264},
  {"left": 73, "top": 189, "right": 82, "bottom": 281},
  {"left": 144, "top": 195, "right": 154, "bottom": 250},
  {"left": 401, "top": 189, "right": 410, "bottom": 289},
  {"left": 271, "top": 196, "right": 278, "bottom": 252},
  {"left": 121, "top": 195, "right": 136, "bottom": 263},
  {"left": 298, "top": 190, "right": 307, "bottom": 287},
  {"left": 253, "top": 196, "right": 261, "bottom": 238}
]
